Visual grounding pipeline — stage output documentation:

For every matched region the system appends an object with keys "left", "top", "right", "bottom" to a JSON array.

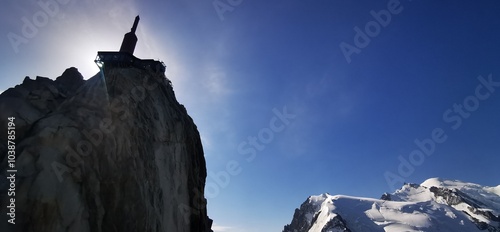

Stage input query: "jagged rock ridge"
[
  {"left": 0, "top": 67, "right": 213, "bottom": 232},
  {"left": 283, "top": 178, "right": 500, "bottom": 232}
]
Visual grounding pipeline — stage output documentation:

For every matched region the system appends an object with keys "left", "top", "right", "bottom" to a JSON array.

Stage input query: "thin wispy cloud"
[
  {"left": 212, "top": 223, "right": 234, "bottom": 232},
  {"left": 204, "top": 68, "right": 232, "bottom": 96}
]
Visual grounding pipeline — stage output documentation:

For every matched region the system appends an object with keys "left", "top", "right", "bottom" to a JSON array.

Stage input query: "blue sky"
[{"left": 1, "top": 1, "right": 500, "bottom": 231}]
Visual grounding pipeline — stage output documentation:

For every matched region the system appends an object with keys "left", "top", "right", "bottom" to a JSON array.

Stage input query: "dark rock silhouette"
[
  {"left": 119, "top": 15, "right": 140, "bottom": 54},
  {"left": 0, "top": 66, "right": 213, "bottom": 232}
]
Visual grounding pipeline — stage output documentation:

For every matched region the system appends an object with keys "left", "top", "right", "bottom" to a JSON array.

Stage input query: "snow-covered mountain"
[{"left": 283, "top": 178, "right": 500, "bottom": 232}]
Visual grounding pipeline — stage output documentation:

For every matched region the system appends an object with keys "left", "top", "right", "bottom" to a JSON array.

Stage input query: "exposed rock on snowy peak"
[
  {"left": 283, "top": 194, "right": 351, "bottom": 232},
  {"left": 0, "top": 66, "right": 213, "bottom": 232},
  {"left": 420, "top": 178, "right": 500, "bottom": 231},
  {"left": 283, "top": 178, "right": 500, "bottom": 232}
]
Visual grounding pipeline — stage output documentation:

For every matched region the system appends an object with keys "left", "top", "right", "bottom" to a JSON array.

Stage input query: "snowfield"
[{"left": 283, "top": 178, "right": 500, "bottom": 232}]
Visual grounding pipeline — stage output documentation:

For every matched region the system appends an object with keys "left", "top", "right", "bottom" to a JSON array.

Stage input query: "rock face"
[
  {"left": 284, "top": 197, "right": 345, "bottom": 232},
  {"left": 0, "top": 67, "right": 213, "bottom": 232},
  {"left": 283, "top": 178, "right": 500, "bottom": 232},
  {"left": 283, "top": 197, "right": 322, "bottom": 232},
  {"left": 283, "top": 194, "right": 351, "bottom": 232},
  {"left": 283, "top": 193, "right": 351, "bottom": 232},
  {"left": 0, "top": 67, "right": 85, "bottom": 156},
  {"left": 427, "top": 185, "right": 500, "bottom": 231}
]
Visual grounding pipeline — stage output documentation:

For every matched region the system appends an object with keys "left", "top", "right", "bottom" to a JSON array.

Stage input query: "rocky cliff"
[{"left": 0, "top": 66, "right": 213, "bottom": 232}]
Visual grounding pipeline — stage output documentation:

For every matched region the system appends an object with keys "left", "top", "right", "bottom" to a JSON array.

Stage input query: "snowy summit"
[{"left": 283, "top": 178, "right": 500, "bottom": 232}]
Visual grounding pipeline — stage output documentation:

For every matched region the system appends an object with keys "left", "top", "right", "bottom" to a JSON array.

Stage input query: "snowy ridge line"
[{"left": 283, "top": 178, "right": 500, "bottom": 232}]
